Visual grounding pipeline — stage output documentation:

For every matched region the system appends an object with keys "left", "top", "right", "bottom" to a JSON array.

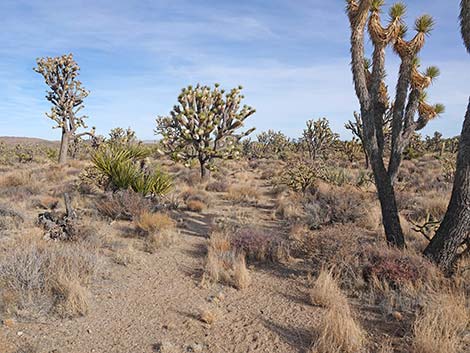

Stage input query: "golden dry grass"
[
  {"left": 186, "top": 199, "right": 206, "bottom": 212},
  {"left": 226, "top": 185, "right": 260, "bottom": 204},
  {"left": 309, "top": 270, "right": 346, "bottom": 308},
  {"left": 311, "top": 280, "right": 366, "bottom": 353},
  {"left": 412, "top": 291, "right": 469, "bottom": 353},
  {"left": 135, "top": 211, "right": 175, "bottom": 234},
  {"left": 203, "top": 231, "right": 251, "bottom": 290}
]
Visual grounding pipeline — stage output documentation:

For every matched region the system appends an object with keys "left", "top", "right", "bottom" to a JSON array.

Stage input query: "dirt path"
[{"left": 4, "top": 169, "right": 320, "bottom": 353}]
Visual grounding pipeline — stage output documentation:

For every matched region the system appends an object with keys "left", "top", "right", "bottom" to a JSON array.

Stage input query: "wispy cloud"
[{"left": 0, "top": 0, "right": 468, "bottom": 140}]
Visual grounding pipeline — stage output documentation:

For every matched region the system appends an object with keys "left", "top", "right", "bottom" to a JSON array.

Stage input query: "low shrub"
[
  {"left": 230, "top": 227, "right": 286, "bottom": 262},
  {"left": 0, "top": 239, "right": 98, "bottom": 319},
  {"left": 95, "top": 190, "right": 152, "bottom": 221},
  {"left": 205, "top": 180, "right": 229, "bottom": 193}
]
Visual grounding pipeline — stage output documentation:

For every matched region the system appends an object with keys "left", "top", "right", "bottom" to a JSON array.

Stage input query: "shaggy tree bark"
[
  {"left": 424, "top": 101, "right": 470, "bottom": 273},
  {"left": 347, "top": 0, "right": 405, "bottom": 247},
  {"left": 346, "top": 1, "right": 442, "bottom": 248},
  {"left": 423, "top": 2, "right": 470, "bottom": 274}
]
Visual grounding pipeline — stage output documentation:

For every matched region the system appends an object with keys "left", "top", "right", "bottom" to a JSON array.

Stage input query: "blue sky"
[{"left": 0, "top": 0, "right": 468, "bottom": 140}]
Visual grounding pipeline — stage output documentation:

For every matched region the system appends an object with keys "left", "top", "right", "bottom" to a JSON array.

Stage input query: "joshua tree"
[
  {"left": 256, "top": 130, "right": 292, "bottom": 159},
  {"left": 302, "top": 117, "right": 339, "bottom": 160},
  {"left": 34, "top": 54, "right": 95, "bottom": 164},
  {"left": 108, "top": 127, "right": 139, "bottom": 147},
  {"left": 156, "top": 84, "right": 255, "bottom": 179},
  {"left": 423, "top": 0, "right": 470, "bottom": 274},
  {"left": 346, "top": 1, "right": 444, "bottom": 247}
]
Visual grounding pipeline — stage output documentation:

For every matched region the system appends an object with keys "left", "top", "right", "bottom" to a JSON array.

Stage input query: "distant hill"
[{"left": 0, "top": 136, "right": 58, "bottom": 145}]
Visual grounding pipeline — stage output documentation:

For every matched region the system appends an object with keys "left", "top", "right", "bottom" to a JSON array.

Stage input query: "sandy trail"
[{"left": 4, "top": 170, "right": 320, "bottom": 353}]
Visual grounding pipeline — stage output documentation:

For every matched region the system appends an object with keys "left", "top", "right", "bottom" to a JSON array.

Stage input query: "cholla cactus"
[
  {"left": 341, "top": 138, "right": 363, "bottom": 163},
  {"left": 156, "top": 84, "right": 255, "bottom": 178},
  {"left": 302, "top": 117, "right": 339, "bottom": 160},
  {"left": 34, "top": 54, "right": 95, "bottom": 164}
]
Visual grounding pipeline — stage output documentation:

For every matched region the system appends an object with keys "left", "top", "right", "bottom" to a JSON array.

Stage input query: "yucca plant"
[{"left": 92, "top": 144, "right": 171, "bottom": 197}]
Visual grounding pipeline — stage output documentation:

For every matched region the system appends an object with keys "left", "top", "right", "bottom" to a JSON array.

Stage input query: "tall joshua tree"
[
  {"left": 156, "top": 84, "right": 255, "bottom": 179},
  {"left": 346, "top": 1, "right": 444, "bottom": 247},
  {"left": 423, "top": 0, "right": 470, "bottom": 274},
  {"left": 35, "top": 54, "right": 94, "bottom": 164}
]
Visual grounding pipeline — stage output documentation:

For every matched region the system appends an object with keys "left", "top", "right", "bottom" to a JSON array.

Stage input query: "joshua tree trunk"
[
  {"left": 424, "top": 100, "right": 470, "bottom": 273},
  {"left": 423, "top": 0, "right": 470, "bottom": 274},
  {"left": 198, "top": 156, "right": 208, "bottom": 180},
  {"left": 59, "top": 128, "right": 70, "bottom": 164},
  {"left": 367, "top": 131, "right": 405, "bottom": 248}
]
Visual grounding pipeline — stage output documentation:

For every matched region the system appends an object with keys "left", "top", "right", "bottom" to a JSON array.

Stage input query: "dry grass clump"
[
  {"left": 309, "top": 270, "right": 346, "bottom": 308},
  {"left": 0, "top": 170, "right": 42, "bottom": 199},
  {"left": 311, "top": 275, "right": 366, "bottom": 353},
  {"left": 186, "top": 199, "right": 206, "bottom": 212},
  {"left": 199, "top": 308, "right": 217, "bottom": 324},
  {"left": 0, "top": 170, "right": 31, "bottom": 188},
  {"left": 134, "top": 211, "right": 177, "bottom": 253},
  {"left": 356, "top": 205, "right": 382, "bottom": 231},
  {"left": 0, "top": 238, "right": 98, "bottom": 319},
  {"left": 203, "top": 231, "right": 251, "bottom": 290},
  {"left": 135, "top": 212, "right": 175, "bottom": 234},
  {"left": 205, "top": 180, "right": 229, "bottom": 193},
  {"left": 407, "top": 192, "right": 449, "bottom": 223},
  {"left": 180, "top": 187, "right": 211, "bottom": 211},
  {"left": 226, "top": 185, "right": 260, "bottom": 204},
  {"left": 412, "top": 291, "right": 469, "bottom": 353},
  {"left": 275, "top": 193, "right": 304, "bottom": 223}
]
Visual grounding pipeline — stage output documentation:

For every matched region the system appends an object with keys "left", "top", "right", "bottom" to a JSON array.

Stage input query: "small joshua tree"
[
  {"left": 255, "top": 130, "right": 292, "bottom": 159},
  {"left": 34, "top": 54, "right": 95, "bottom": 164},
  {"left": 108, "top": 127, "right": 139, "bottom": 148},
  {"left": 302, "top": 117, "right": 339, "bottom": 160},
  {"left": 347, "top": 1, "right": 444, "bottom": 247},
  {"left": 156, "top": 84, "right": 255, "bottom": 179}
]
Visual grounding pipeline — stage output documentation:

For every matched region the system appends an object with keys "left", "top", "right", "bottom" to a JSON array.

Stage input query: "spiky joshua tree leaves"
[
  {"left": 34, "top": 54, "right": 95, "bottom": 164},
  {"left": 156, "top": 84, "right": 255, "bottom": 179},
  {"left": 346, "top": 1, "right": 444, "bottom": 248},
  {"left": 423, "top": 0, "right": 470, "bottom": 274}
]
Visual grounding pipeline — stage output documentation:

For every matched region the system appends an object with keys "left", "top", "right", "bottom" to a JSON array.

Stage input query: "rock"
[
  {"left": 153, "top": 341, "right": 177, "bottom": 353},
  {"left": 186, "top": 343, "right": 204, "bottom": 352},
  {"left": 392, "top": 311, "right": 403, "bottom": 321}
]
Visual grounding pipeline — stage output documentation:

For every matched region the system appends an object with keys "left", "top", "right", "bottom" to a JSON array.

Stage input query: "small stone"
[
  {"left": 153, "top": 341, "right": 176, "bottom": 353},
  {"left": 17, "top": 331, "right": 23, "bottom": 336},
  {"left": 187, "top": 343, "right": 204, "bottom": 352},
  {"left": 392, "top": 311, "right": 403, "bottom": 321},
  {"left": 3, "top": 318, "right": 15, "bottom": 327}
]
